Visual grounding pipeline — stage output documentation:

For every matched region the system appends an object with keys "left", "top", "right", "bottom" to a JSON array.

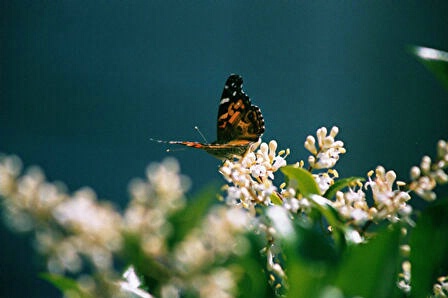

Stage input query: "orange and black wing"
[{"left": 215, "top": 74, "right": 265, "bottom": 144}]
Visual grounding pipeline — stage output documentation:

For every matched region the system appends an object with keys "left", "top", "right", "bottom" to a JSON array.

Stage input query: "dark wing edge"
[{"left": 216, "top": 74, "right": 265, "bottom": 143}]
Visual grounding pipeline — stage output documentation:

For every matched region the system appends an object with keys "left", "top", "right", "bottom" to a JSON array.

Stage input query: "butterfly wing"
[
  {"left": 215, "top": 74, "right": 265, "bottom": 144},
  {"left": 153, "top": 74, "right": 265, "bottom": 160}
]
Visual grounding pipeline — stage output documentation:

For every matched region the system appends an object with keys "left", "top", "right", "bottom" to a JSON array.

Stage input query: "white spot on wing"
[{"left": 220, "top": 97, "right": 230, "bottom": 104}]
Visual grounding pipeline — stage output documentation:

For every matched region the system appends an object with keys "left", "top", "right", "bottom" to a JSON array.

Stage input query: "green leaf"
[
  {"left": 323, "top": 177, "right": 364, "bottom": 199},
  {"left": 409, "top": 45, "right": 448, "bottom": 90},
  {"left": 121, "top": 232, "right": 172, "bottom": 287},
  {"left": 281, "top": 166, "right": 349, "bottom": 248},
  {"left": 236, "top": 233, "right": 273, "bottom": 298},
  {"left": 281, "top": 166, "right": 320, "bottom": 196},
  {"left": 40, "top": 273, "right": 93, "bottom": 298},
  {"left": 307, "top": 195, "right": 342, "bottom": 227},
  {"left": 167, "top": 183, "right": 220, "bottom": 247},
  {"left": 307, "top": 194, "right": 347, "bottom": 249},
  {"left": 285, "top": 221, "right": 338, "bottom": 298},
  {"left": 334, "top": 225, "right": 401, "bottom": 298},
  {"left": 270, "top": 192, "right": 283, "bottom": 205},
  {"left": 286, "top": 253, "right": 328, "bottom": 298},
  {"left": 410, "top": 198, "right": 448, "bottom": 298}
]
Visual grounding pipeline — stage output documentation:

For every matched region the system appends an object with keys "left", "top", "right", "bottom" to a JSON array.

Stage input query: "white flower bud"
[
  {"left": 420, "top": 156, "right": 431, "bottom": 172},
  {"left": 410, "top": 166, "right": 421, "bottom": 180},
  {"left": 435, "top": 169, "right": 448, "bottom": 183},
  {"left": 268, "top": 140, "right": 278, "bottom": 155},
  {"left": 304, "top": 136, "right": 317, "bottom": 154},
  {"left": 437, "top": 140, "right": 447, "bottom": 157},
  {"left": 385, "top": 170, "right": 397, "bottom": 188},
  {"left": 330, "top": 126, "right": 339, "bottom": 137}
]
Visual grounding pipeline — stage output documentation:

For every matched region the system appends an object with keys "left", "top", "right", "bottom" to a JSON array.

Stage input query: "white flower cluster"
[
  {"left": 220, "top": 140, "right": 288, "bottom": 210},
  {"left": 304, "top": 127, "right": 346, "bottom": 195},
  {"left": 333, "top": 187, "right": 370, "bottom": 226},
  {"left": 124, "top": 157, "right": 190, "bottom": 256},
  {"left": 123, "top": 160, "right": 251, "bottom": 298},
  {"left": 365, "top": 166, "right": 412, "bottom": 222},
  {"left": 0, "top": 155, "right": 124, "bottom": 295},
  {"left": 333, "top": 166, "right": 412, "bottom": 227},
  {"left": 48, "top": 188, "right": 123, "bottom": 273},
  {"left": 313, "top": 169, "right": 339, "bottom": 194},
  {"left": 170, "top": 207, "right": 249, "bottom": 298},
  {"left": 409, "top": 140, "right": 448, "bottom": 201},
  {"left": 1, "top": 133, "right": 447, "bottom": 298},
  {"left": 433, "top": 276, "right": 448, "bottom": 297},
  {"left": 0, "top": 154, "right": 253, "bottom": 298},
  {"left": 174, "top": 206, "right": 249, "bottom": 273},
  {"left": 218, "top": 141, "right": 290, "bottom": 292},
  {"left": 121, "top": 206, "right": 249, "bottom": 298},
  {"left": 0, "top": 156, "right": 67, "bottom": 232},
  {"left": 305, "top": 126, "right": 346, "bottom": 170},
  {"left": 218, "top": 130, "right": 447, "bottom": 233},
  {"left": 397, "top": 260, "right": 411, "bottom": 294},
  {"left": 0, "top": 155, "right": 122, "bottom": 274}
]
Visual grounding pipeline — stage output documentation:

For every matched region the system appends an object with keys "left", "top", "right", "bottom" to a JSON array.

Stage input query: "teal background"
[{"left": 1, "top": 2, "right": 448, "bottom": 297}]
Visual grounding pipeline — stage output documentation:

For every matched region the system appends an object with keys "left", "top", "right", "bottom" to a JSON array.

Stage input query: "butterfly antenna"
[{"left": 194, "top": 126, "right": 209, "bottom": 143}]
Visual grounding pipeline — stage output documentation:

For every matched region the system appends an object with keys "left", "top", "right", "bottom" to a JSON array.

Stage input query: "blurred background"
[{"left": 1, "top": 1, "right": 448, "bottom": 297}]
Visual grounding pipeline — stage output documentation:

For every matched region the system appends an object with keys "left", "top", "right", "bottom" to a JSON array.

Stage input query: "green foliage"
[
  {"left": 410, "top": 46, "right": 448, "bottom": 90},
  {"left": 410, "top": 198, "right": 448, "bottom": 298},
  {"left": 283, "top": 222, "right": 403, "bottom": 298},
  {"left": 323, "top": 177, "right": 364, "bottom": 200},
  {"left": 279, "top": 165, "right": 407, "bottom": 297},
  {"left": 40, "top": 273, "right": 93, "bottom": 298},
  {"left": 335, "top": 226, "right": 402, "bottom": 298},
  {"left": 235, "top": 233, "right": 274, "bottom": 298},
  {"left": 284, "top": 220, "right": 341, "bottom": 298},
  {"left": 280, "top": 199, "right": 448, "bottom": 298},
  {"left": 167, "top": 183, "right": 220, "bottom": 248},
  {"left": 281, "top": 166, "right": 321, "bottom": 196},
  {"left": 121, "top": 232, "right": 171, "bottom": 288},
  {"left": 282, "top": 165, "right": 350, "bottom": 250}
]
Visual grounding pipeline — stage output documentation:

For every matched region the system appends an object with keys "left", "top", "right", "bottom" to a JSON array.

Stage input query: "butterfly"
[{"left": 153, "top": 74, "right": 265, "bottom": 160}]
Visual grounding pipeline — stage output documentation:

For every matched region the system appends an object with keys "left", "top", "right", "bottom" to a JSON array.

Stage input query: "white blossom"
[
  {"left": 219, "top": 140, "right": 288, "bottom": 209},
  {"left": 305, "top": 126, "right": 346, "bottom": 170}
]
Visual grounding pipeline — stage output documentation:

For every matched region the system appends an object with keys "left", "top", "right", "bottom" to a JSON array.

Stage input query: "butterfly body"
[{"left": 159, "top": 74, "right": 265, "bottom": 160}]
